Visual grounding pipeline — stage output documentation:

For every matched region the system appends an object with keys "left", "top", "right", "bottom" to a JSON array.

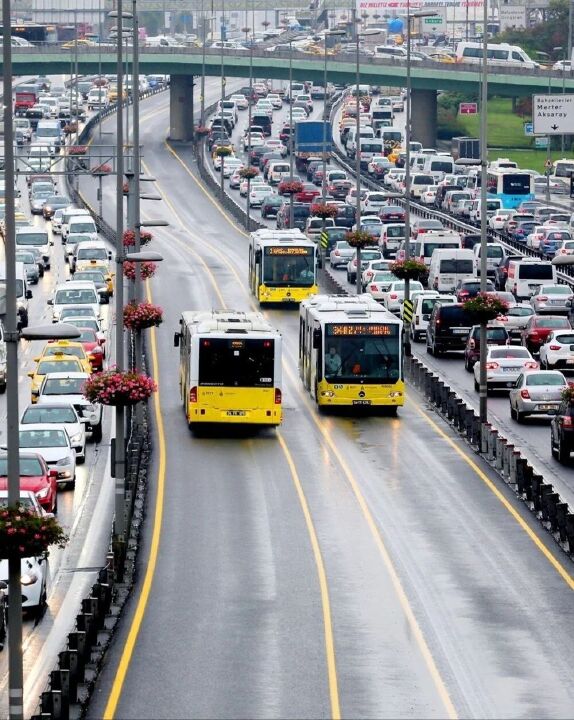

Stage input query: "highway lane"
[{"left": 84, "top": 86, "right": 574, "bottom": 718}]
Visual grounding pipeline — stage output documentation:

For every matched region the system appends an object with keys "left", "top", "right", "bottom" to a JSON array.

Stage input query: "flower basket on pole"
[
  {"left": 123, "top": 301, "right": 163, "bottom": 330},
  {"left": 92, "top": 163, "right": 112, "bottom": 176},
  {"left": 311, "top": 203, "right": 339, "bottom": 220},
  {"left": 278, "top": 180, "right": 304, "bottom": 196},
  {"left": 83, "top": 368, "right": 157, "bottom": 406},
  {"left": 67, "top": 144, "right": 87, "bottom": 155},
  {"left": 389, "top": 259, "right": 429, "bottom": 283},
  {"left": 463, "top": 293, "right": 509, "bottom": 323},
  {"left": 0, "top": 505, "right": 67, "bottom": 559},
  {"left": 123, "top": 229, "right": 153, "bottom": 247},
  {"left": 345, "top": 230, "right": 375, "bottom": 249},
  {"left": 215, "top": 146, "right": 233, "bottom": 158},
  {"left": 239, "top": 166, "right": 258, "bottom": 180},
  {"left": 195, "top": 125, "right": 210, "bottom": 139},
  {"left": 123, "top": 260, "right": 157, "bottom": 281}
]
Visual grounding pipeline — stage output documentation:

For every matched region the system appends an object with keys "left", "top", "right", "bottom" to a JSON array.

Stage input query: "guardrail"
[{"left": 29, "top": 85, "right": 168, "bottom": 720}]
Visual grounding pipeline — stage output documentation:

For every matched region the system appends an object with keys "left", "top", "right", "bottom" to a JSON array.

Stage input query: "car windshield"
[
  {"left": 22, "top": 406, "right": 76, "bottom": 423},
  {"left": 77, "top": 249, "right": 106, "bottom": 260},
  {"left": 19, "top": 429, "right": 68, "bottom": 448},
  {"left": 543, "top": 286, "right": 571, "bottom": 294},
  {"left": 70, "top": 222, "right": 96, "bottom": 233},
  {"left": 43, "top": 346, "right": 84, "bottom": 359},
  {"left": 76, "top": 329, "right": 97, "bottom": 342},
  {"left": 75, "top": 272, "right": 105, "bottom": 283},
  {"left": 16, "top": 252, "right": 35, "bottom": 264},
  {"left": 508, "top": 307, "right": 533, "bottom": 317},
  {"left": 42, "top": 377, "right": 86, "bottom": 395},
  {"left": 16, "top": 233, "right": 47, "bottom": 246},
  {"left": 60, "top": 308, "right": 96, "bottom": 319},
  {"left": 537, "top": 317, "right": 571, "bottom": 328},
  {"left": 0, "top": 457, "right": 44, "bottom": 476},
  {"left": 37, "top": 359, "right": 81, "bottom": 374},
  {"left": 55, "top": 289, "right": 97, "bottom": 304},
  {"left": 490, "top": 348, "right": 530, "bottom": 359},
  {"left": 323, "top": 324, "right": 401, "bottom": 384},
  {"left": 525, "top": 374, "right": 565, "bottom": 386}
]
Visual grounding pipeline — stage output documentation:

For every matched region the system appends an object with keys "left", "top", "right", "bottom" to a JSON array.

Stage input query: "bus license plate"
[
  {"left": 227, "top": 410, "right": 246, "bottom": 416},
  {"left": 353, "top": 400, "right": 371, "bottom": 405}
]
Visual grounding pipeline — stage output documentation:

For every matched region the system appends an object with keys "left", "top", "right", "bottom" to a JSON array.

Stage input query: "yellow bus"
[
  {"left": 174, "top": 310, "right": 282, "bottom": 428},
  {"left": 299, "top": 294, "right": 404, "bottom": 412},
  {"left": 248, "top": 229, "right": 318, "bottom": 304}
]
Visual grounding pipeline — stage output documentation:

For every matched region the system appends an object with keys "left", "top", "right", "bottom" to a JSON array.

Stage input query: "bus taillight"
[
  {"left": 189, "top": 386, "right": 198, "bottom": 403},
  {"left": 274, "top": 388, "right": 282, "bottom": 404}
]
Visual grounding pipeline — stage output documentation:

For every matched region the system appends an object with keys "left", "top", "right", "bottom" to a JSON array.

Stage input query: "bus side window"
[{"left": 299, "top": 317, "right": 304, "bottom": 358}]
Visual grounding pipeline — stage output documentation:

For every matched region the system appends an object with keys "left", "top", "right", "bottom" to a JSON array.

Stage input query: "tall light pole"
[
  {"left": 200, "top": 0, "right": 207, "bottom": 127},
  {"left": 322, "top": 28, "right": 345, "bottom": 205},
  {"left": 536, "top": 50, "right": 553, "bottom": 204},
  {"left": 355, "top": 26, "right": 380, "bottom": 294},
  {"left": 247, "top": 28, "right": 253, "bottom": 231},
  {"left": 404, "top": 7, "right": 437, "bottom": 352},
  {"left": 288, "top": 38, "right": 295, "bottom": 228},
  {"left": 478, "top": 0, "right": 488, "bottom": 423}
]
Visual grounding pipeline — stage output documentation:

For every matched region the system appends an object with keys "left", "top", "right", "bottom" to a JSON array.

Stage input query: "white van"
[
  {"left": 473, "top": 242, "right": 506, "bottom": 278},
  {"left": 506, "top": 258, "right": 557, "bottom": 299},
  {"left": 267, "top": 161, "right": 291, "bottom": 185},
  {"left": 15, "top": 227, "right": 52, "bottom": 269},
  {"left": 423, "top": 155, "right": 456, "bottom": 181},
  {"left": 72, "top": 239, "right": 112, "bottom": 273},
  {"left": 411, "top": 231, "right": 462, "bottom": 266},
  {"left": 61, "top": 208, "right": 91, "bottom": 240},
  {"left": 468, "top": 198, "right": 503, "bottom": 224},
  {"left": 455, "top": 42, "right": 539, "bottom": 68},
  {"left": 410, "top": 292, "right": 457, "bottom": 342},
  {"left": 489, "top": 157, "right": 518, "bottom": 171},
  {"left": 49, "top": 280, "right": 102, "bottom": 323},
  {"left": 358, "top": 139, "right": 385, "bottom": 168},
  {"left": 428, "top": 249, "right": 475, "bottom": 292},
  {"left": 0, "top": 262, "right": 32, "bottom": 330},
  {"left": 373, "top": 45, "right": 408, "bottom": 60},
  {"left": 346, "top": 125, "right": 375, "bottom": 159},
  {"left": 67, "top": 215, "right": 98, "bottom": 242},
  {"left": 35, "top": 119, "right": 62, "bottom": 155},
  {"left": 410, "top": 173, "right": 435, "bottom": 198},
  {"left": 379, "top": 127, "right": 403, "bottom": 150}
]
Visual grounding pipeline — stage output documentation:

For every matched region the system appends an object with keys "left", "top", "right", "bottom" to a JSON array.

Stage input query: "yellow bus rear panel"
[
  {"left": 316, "top": 379, "right": 405, "bottom": 407},
  {"left": 186, "top": 387, "right": 282, "bottom": 425}
]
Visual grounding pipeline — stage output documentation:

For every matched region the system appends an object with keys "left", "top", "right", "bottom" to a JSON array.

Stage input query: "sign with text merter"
[{"left": 533, "top": 94, "right": 574, "bottom": 135}]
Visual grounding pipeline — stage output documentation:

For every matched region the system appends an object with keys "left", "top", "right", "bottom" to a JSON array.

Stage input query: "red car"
[
  {"left": 0, "top": 452, "right": 58, "bottom": 513},
  {"left": 520, "top": 315, "right": 572, "bottom": 354},
  {"left": 76, "top": 327, "right": 106, "bottom": 370},
  {"left": 294, "top": 183, "right": 321, "bottom": 203}
]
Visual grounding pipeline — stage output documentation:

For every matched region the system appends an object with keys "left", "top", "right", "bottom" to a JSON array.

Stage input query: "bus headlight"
[
  {"left": 389, "top": 391, "right": 403, "bottom": 398},
  {"left": 321, "top": 390, "right": 335, "bottom": 397}
]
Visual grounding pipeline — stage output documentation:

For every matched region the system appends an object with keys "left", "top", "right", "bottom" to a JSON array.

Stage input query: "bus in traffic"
[
  {"left": 486, "top": 169, "right": 535, "bottom": 208},
  {"left": 174, "top": 310, "right": 282, "bottom": 428},
  {"left": 248, "top": 229, "right": 318, "bottom": 304},
  {"left": 299, "top": 294, "right": 404, "bottom": 411}
]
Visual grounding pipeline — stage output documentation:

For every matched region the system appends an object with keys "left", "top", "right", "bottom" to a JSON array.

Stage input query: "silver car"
[
  {"left": 530, "top": 284, "right": 573, "bottom": 314},
  {"left": 15, "top": 250, "right": 40, "bottom": 284},
  {"left": 498, "top": 304, "right": 535, "bottom": 342},
  {"left": 509, "top": 370, "right": 568, "bottom": 421},
  {"left": 20, "top": 403, "right": 86, "bottom": 462},
  {"left": 329, "top": 240, "right": 354, "bottom": 269},
  {"left": 18, "top": 424, "right": 77, "bottom": 485},
  {"left": 30, "top": 190, "right": 52, "bottom": 214}
]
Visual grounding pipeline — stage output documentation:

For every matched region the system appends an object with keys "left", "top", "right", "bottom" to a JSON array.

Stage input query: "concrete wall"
[
  {"left": 169, "top": 75, "right": 195, "bottom": 141},
  {"left": 411, "top": 88, "right": 437, "bottom": 149}
]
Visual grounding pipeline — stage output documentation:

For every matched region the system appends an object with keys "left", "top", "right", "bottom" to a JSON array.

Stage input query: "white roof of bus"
[
  {"left": 181, "top": 309, "right": 277, "bottom": 335},
  {"left": 301, "top": 294, "right": 398, "bottom": 322}
]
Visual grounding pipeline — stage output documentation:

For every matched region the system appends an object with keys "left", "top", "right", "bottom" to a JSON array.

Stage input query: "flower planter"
[
  {"left": 0, "top": 505, "right": 67, "bottom": 559},
  {"left": 92, "top": 163, "right": 112, "bottom": 176},
  {"left": 67, "top": 144, "right": 87, "bottom": 155},
  {"left": 83, "top": 368, "right": 157, "bottom": 406},
  {"left": 123, "top": 260, "right": 157, "bottom": 281},
  {"left": 123, "top": 301, "right": 163, "bottom": 330},
  {"left": 389, "top": 260, "right": 429, "bottom": 282},
  {"left": 346, "top": 230, "right": 376, "bottom": 249},
  {"left": 463, "top": 293, "right": 509, "bottom": 323},
  {"left": 311, "top": 203, "right": 339, "bottom": 220},
  {"left": 278, "top": 180, "right": 304, "bottom": 196},
  {"left": 239, "top": 166, "right": 258, "bottom": 180},
  {"left": 123, "top": 229, "right": 152, "bottom": 247}
]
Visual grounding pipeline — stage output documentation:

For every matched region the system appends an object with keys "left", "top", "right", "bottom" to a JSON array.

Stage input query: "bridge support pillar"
[
  {"left": 411, "top": 88, "right": 437, "bottom": 149},
  {"left": 169, "top": 75, "right": 195, "bottom": 142}
]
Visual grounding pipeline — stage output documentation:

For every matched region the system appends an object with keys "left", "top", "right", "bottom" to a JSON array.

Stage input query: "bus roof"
[
  {"left": 180, "top": 310, "right": 278, "bottom": 335},
  {"left": 249, "top": 229, "right": 313, "bottom": 247},
  {"left": 300, "top": 294, "right": 399, "bottom": 323}
]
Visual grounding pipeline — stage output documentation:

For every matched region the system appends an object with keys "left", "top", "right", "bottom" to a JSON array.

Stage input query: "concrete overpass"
[{"left": 9, "top": 45, "right": 574, "bottom": 145}]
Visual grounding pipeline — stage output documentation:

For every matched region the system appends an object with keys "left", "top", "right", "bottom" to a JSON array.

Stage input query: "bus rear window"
[
  {"left": 517, "top": 264, "right": 554, "bottom": 280},
  {"left": 198, "top": 339, "right": 274, "bottom": 388},
  {"left": 439, "top": 259, "right": 474, "bottom": 274}
]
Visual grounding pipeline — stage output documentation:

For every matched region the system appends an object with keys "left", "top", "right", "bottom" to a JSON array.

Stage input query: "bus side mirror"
[
  {"left": 173, "top": 332, "right": 180, "bottom": 348},
  {"left": 312, "top": 329, "right": 321, "bottom": 349}
]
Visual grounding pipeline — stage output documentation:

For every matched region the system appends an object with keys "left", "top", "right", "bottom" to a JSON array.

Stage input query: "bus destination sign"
[
  {"left": 327, "top": 324, "right": 397, "bottom": 337},
  {"left": 266, "top": 246, "right": 313, "bottom": 256}
]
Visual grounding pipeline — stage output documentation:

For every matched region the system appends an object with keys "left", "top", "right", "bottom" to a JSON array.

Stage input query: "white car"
[
  {"left": 221, "top": 158, "right": 243, "bottom": 178},
  {"left": 36, "top": 371, "right": 103, "bottom": 442},
  {"left": 473, "top": 346, "right": 538, "bottom": 392},
  {"left": 213, "top": 152, "right": 236, "bottom": 171},
  {"left": 249, "top": 184, "right": 274, "bottom": 207},
  {"left": 290, "top": 108, "right": 307, "bottom": 121},
  {"left": 496, "top": 304, "right": 535, "bottom": 343},
  {"left": 51, "top": 208, "right": 65, "bottom": 234},
  {"left": 20, "top": 402, "right": 86, "bottom": 462},
  {"left": 49, "top": 281, "right": 102, "bottom": 323},
  {"left": 267, "top": 93, "right": 282, "bottom": 109},
  {"left": 554, "top": 239, "right": 574, "bottom": 258},
  {"left": 420, "top": 186, "right": 438, "bottom": 205},
  {"left": 361, "top": 191, "right": 391, "bottom": 214},
  {"left": 525, "top": 225, "right": 548, "bottom": 251},
  {"left": 243, "top": 132, "right": 265, "bottom": 151},
  {"left": 539, "top": 330, "right": 574, "bottom": 370},
  {"left": 489, "top": 209, "right": 514, "bottom": 231},
  {"left": 18, "top": 424, "right": 77, "bottom": 486},
  {"left": 229, "top": 93, "right": 249, "bottom": 110},
  {"left": 263, "top": 139, "right": 287, "bottom": 156},
  {"left": 379, "top": 280, "right": 424, "bottom": 313},
  {"left": 364, "top": 271, "right": 397, "bottom": 302},
  {"left": 240, "top": 176, "right": 266, "bottom": 197},
  {"left": 361, "top": 259, "right": 394, "bottom": 288},
  {"left": 229, "top": 170, "right": 242, "bottom": 189}
]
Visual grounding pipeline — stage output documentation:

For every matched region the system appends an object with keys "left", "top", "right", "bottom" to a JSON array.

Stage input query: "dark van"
[
  {"left": 252, "top": 113, "right": 272, "bottom": 136},
  {"left": 426, "top": 302, "right": 474, "bottom": 355}
]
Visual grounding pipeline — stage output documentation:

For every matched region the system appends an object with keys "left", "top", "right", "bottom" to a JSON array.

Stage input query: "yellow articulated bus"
[
  {"left": 174, "top": 310, "right": 283, "bottom": 428},
  {"left": 299, "top": 294, "right": 404, "bottom": 412},
  {"left": 248, "top": 229, "right": 319, "bottom": 304}
]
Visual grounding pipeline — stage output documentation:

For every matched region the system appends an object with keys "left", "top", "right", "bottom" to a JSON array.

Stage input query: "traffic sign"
[
  {"left": 523, "top": 121, "right": 534, "bottom": 136},
  {"left": 532, "top": 94, "right": 574, "bottom": 134},
  {"left": 424, "top": 17, "right": 442, "bottom": 24},
  {"left": 459, "top": 102, "right": 478, "bottom": 115},
  {"left": 320, "top": 230, "right": 329, "bottom": 249},
  {"left": 402, "top": 299, "right": 414, "bottom": 325}
]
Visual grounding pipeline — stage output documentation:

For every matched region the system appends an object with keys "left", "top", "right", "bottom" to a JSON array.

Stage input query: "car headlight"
[
  {"left": 70, "top": 432, "right": 83, "bottom": 445},
  {"left": 56, "top": 457, "right": 71, "bottom": 466},
  {"left": 36, "top": 487, "right": 50, "bottom": 499},
  {"left": 21, "top": 572, "right": 38, "bottom": 586}
]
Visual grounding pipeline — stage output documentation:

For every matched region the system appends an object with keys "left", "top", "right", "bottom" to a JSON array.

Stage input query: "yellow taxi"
[
  {"left": 62, "top": 38, "right": 96, "bottom": 49},
  {"left": 28, "top": 352, "right": 85, "bottom": 402},
  {"left": 387, "top": 145, "right": 403, "bottom": 164},
  {"left": 37, "top": 341, "right": 93, "bottom": 373},
  {"left": 74, "top": 257, "right": 114, "bottom": 294},
  {"left": 427, "top": 51, "right": 456, "bottom": 64}
]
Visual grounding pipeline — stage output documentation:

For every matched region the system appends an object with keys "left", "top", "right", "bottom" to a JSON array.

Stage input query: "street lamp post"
[
  {"left": 478, "top": 0, "right": 489, "bottom": 423},
  {"left": 404, "top": 8, "right": 437, "bottom": 353},
  {"left": 288, "top": 38, "right": 295, "bottom": 228},
  {"left": 247, "top": 30, "right": 253, "bottom": 231},
  {"left": 536, "top": 50, "right": 553, "bottom": 204}
]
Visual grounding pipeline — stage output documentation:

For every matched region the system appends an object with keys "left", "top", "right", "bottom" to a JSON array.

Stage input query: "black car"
[
  {"left": 276, "top": 202, "right": 311, "bottom": 230},
  {"left": 334, "top": 204, "right": 356, "bottom": 229},
  {"left": 426, "top": 303, "right": 475, "bottom": 355},
  {"left": 207, "top": 131, "right": 231, "bottom": 151},
  {"left": 550, "top": 396, "right": 574, "bottom": 463},
  {"left": 261, "top": 195, "right": 282, "bottom": 218},
  {"left": 455, "top": 278, "right": 495, "bottom": 301},
  {"left": 42, "top": 195, "right": 71, "bottom": 220},
  {"left": 249, "top": 147, "right": 268, "bottom": 167}
]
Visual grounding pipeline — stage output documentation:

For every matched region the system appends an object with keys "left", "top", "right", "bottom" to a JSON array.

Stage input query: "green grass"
[{"left": 485, "top": 148, "right": 568, "bottom": 174}]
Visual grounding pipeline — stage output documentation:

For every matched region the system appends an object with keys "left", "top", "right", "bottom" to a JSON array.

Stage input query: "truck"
[
  {"left": 14, "top": 86, "right": 39, "bottom": 116},
  {"left": 294, "top": 121, "right": 332, "bottom": 172}
]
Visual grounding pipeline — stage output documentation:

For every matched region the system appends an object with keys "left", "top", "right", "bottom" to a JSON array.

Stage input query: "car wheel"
[
  {"left": 474, "top": 378, "right": 479, "bottom": 392},
  {"left": 91, "top": 423, "right": 103, "bottom": 443},
  {"left": 77, "top": 449, "right": 85, "bottom": 465},
  {"left": 551, "top": 433, "right": 558, "bottom": 458},
  {"left": 53, "top": 493, "right": 58, "bottom": 514},
  {"left": 510, "top": 404, "right": 517, "bottom": 420},
  {"left": 464, "top": 356, "right": 472, "bottom": 372},
  {"left": 32, "top": 584, "right": 48, "bottom": 621},
  {"left": 558, "top": 436, "right": 571, "bottom": 464},
  {"left": 426, "top": 339, "right": 434, "bottom": 355},
  {"left": 0, "top": 383, "right": 5, "bottom": 395},
  {"left": 516, "top": 409, "right": 525, "bottom": 423}
]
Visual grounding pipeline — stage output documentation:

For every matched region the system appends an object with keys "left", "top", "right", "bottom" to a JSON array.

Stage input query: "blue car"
[{"left": 540, "top": 229, "right": 572, "bottom": 259}]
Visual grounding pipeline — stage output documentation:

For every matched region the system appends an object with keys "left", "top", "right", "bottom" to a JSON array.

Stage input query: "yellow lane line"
[
  {"left": 277, "top": 432, "right": 341, "bottom": 719},
  {"left": 414, "top": 404, "right": 574, "bottom": 590},
  {"left": 103, "top": 280, "right": 167, "bottom": 720}
]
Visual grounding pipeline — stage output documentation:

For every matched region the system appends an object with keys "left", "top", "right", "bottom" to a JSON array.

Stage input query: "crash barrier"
[
  {"left": 403, "top": 353, "right": 574, "bottom": 556},
  {"left": 30, "top": 92, "right": 159, "bottom": 720}
]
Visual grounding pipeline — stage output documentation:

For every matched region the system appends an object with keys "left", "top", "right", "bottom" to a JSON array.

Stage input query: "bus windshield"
[
  {"left": 263, "top": 247, "right": 315, "bottom": 286},
  {"left": 198, "top": 338, "right": 274, "bottom": 387},
  {"left": 324, "top": 324, "right": 400, "bottom": 384}
]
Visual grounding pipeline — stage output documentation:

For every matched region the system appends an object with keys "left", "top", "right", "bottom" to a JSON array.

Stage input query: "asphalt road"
[{"left": 81, "top": 85, "right": 574, "bottom": 719}]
